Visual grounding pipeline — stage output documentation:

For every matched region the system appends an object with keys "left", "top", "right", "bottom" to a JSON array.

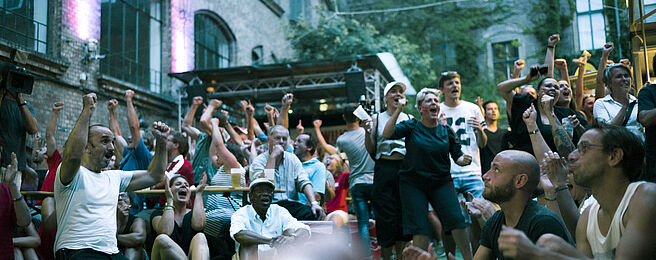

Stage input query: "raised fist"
[
  {"left": 125, "top": 89, "right": 135, "bottom": 100},
  {"left": 603, "top": 42, "right": 614, "bottom": 54},
  {"left": 151, "top": 121, "right": 169, "bottom": 140},
  {"left": 53, "top": 102, "right": 65, "bottom": 112},
  {"left": 281, "top": 93, "right": 294, "bottom": 107},
  {"left": 193, "top": 96, "right": 203, "bottom": 105},
  {"left": 107, "top": 99, "right": 118, "bottom": 111},
  {"left": 82, "top": 93, "right": 97, "bottom": 111},
  {"left": 548, "top": 34, "right": 560, "bottom": 47},
  {"left": 554, "top": 59, "right": 567, "bottom": 68},
  {"left": 313, "top": 119, "right": 322, "bottom": 129},
  {"left": 264, "top": 103, "right": 274, "bottom": 114},
  {"left": 208, "top": 99, "right": 223, "bottom": 108},
  {"left": 245, "top": 102, "right": 255, "bottom": 118},
  {"left": 514, "top": 59, "right": 525, "bottom": 71}
]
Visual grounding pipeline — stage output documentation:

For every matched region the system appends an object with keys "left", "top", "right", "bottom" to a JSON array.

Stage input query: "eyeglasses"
[
  {"left": 576, "top": 142, "right": 603, "bottom": 154},
  {"left": 441, "top": 71, "right": 458, "bottom": 77}
]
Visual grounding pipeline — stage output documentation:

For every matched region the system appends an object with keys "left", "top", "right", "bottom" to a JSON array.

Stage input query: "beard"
[{"left": 483, "top": 181, "right": 515, "bottom": 204}]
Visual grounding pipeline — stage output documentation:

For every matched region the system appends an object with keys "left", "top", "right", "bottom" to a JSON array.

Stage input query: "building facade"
[{"left": 0, "top": 0, "right": 321, "bottom": 146}]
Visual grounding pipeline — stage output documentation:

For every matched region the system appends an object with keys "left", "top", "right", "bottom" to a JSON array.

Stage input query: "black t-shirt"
[
  {"left": 390, "top": 119, "right": 463, "bottom": 182},
  {"left": 481, "top": 128, "right": 509, "bottom": 174},
  {"left": 480, "top": 200, "right": 573, "bottom": 260},
  {"left": 151, "top": 209, "right": 198, "bottom": 254},
  {"left": 509, "top": 94, "right": 588, "bottom": 155},
  {"left": 638, "top": 83, "right": 656, "bottom": 159}
]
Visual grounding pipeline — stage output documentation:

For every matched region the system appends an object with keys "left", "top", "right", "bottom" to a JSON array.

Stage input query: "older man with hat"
[{"left": 230, "top": 178, "right": 311, "bottom": 260}]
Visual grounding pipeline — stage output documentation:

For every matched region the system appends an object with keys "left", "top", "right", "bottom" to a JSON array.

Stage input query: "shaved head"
[{"left": 498, "top": 150, "right": 540, "bottom": 191}]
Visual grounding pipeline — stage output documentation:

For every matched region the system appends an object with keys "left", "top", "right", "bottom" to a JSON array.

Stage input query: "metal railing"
[{"left": 0, "top": 1, "right": 48, "bottom": 53}]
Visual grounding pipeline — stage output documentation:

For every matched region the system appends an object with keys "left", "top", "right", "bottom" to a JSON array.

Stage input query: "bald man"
[{"left": 473, "top": 150, "right": 573, "bottom": 260}]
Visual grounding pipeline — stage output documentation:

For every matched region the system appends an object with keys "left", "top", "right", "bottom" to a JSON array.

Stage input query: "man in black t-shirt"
[
  {"left": 474, "top": 150, "right": 572, "bottom": 259},
  {"left": 480, "top": 101, "right": 509, "bottom": 173}
]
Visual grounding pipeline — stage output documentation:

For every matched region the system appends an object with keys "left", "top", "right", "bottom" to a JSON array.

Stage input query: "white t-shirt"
[
  {"left": 54, "top": 165, "right": 133, "bottom": 254},
  {"left": 439, "top": 101, "right": 484, "bottom": 176}
]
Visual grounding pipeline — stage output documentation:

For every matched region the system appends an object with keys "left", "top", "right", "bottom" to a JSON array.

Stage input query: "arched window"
[{"left": 194, "top": 11, "right": 235, "bottom": 70}]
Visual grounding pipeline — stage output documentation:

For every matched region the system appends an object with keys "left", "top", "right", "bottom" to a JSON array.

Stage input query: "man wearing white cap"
[
  {"left": 230, "top": 178, "right": 310, "bottom": 260},
  {"left": 364, "top": 81, "right": 412, "bottom": 260}
]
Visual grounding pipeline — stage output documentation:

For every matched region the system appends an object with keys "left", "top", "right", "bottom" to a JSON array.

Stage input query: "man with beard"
[
  {"left": 474, "top": 150, "right": 572, "bottom": 259},
  {"left": 54, "top": 93, "right": 169, "bottom": 259},
  {"left": 293, "top": 133, "right": 326, "bottom": 206}
]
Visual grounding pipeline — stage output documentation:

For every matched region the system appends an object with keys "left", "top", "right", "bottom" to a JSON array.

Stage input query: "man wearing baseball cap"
[{"left": 230, "top": 178, "right": 310, "bottom": 260}]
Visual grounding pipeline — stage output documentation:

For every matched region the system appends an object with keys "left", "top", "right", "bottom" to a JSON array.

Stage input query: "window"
[
  {"left": 100, "top": 0, "right": 161, "bottom": 93},
  {"left": 0, "top": 0, "right": 48, "bottom": 53},
  {"left": 289, "top": 0, "right": 305, "bottom": 22},
  {"left": 577, "top": 0, "right": 606, "bottom": 50},
  {"left": 252, "top": 45, "right": 263, "bottom": 65},
  {"left": 194, "top": 12, "right": 234, "bottom": 70},
  {"left": 492, "top": 40, "right": 520, "bottom": 82},
  {"left": 642, "top": 0, "right": 656, "bottom": 24}
]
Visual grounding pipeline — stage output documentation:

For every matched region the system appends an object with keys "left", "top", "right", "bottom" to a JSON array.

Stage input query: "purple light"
[
  {"left": 171, "top": 0, "right": 193, "bottom": 73},
  {"left": 64, "top": 0, "right": 100, "bottom": 41}
]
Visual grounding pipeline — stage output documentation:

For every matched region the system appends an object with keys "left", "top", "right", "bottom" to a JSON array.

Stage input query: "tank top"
[
  {"left": 375, "top": 111, "right": 410, "bottom": 159},
  {"left": 586, "top": 181, "right": 645, "bottom": 260}
]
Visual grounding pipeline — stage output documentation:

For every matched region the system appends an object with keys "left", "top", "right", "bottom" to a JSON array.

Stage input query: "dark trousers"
[
  {"left": 55, "top": 248, "right": 128, "bottom": 260},
  {"left": 275, "top": 200, "right": 318, "bottom": 220},
  {"left": 372, "top": 159, "right": 411, "bottom": 248}
]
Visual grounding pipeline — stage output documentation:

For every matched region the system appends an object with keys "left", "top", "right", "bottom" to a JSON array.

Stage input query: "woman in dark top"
[
  {"left": 117, "top": 192, "right": 146, "bottom": 260},
  {"left": 151, "top": 173, "right": 209, "bottom": 260},
  {"left": 382, "top": 88, "right": 473, "bottom": 260}
]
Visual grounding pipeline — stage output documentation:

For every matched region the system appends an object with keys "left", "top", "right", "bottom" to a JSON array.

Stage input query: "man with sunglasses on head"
[{"left": 438, "top": 71, "right": 487, "bottom": 253}]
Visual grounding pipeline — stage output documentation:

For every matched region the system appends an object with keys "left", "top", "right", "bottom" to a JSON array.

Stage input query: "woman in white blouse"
[{"left": 593, "top": 63, "right": 644, "bottom": 140}]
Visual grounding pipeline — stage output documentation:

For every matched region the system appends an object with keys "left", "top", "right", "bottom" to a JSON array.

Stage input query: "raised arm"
[
  {"left": 363, "top": 115, "right": 377, "bottom": 156},
  {"left": 545, "top": 34, "right": 560, "bottom": 79},
  {"left": 60, "top": 93, "right": 96, "bottom": 185},
  {"left": 573, "top": 56, "right": 588, "bottom": 110},
  {"left": 382, "top": 102, "right": 405, "bottom": 138},
  {"left": 191, "top": 172, "right": 207, "bottom": 231},
  {"left": 182, "top": 96, "right": 203, "bottom": 140},
  {"left": 313, "top": 120, "right": 337, "bottom": 155},
  {"left": 219, "top": 110, "right": 243, "bottom": 146},
  {"left": 278, "top": 93, "right": 293, "bottom": 128},
  {"left": 3, "top": 153, "right": 31, "bottom": 227},
  {"left": 543, "top": 151, "right": 580, "bottom": 237},
  {"left": 241, "top": 100, "right": 256, "bottom": 140},
  {"left": 497, "top": 66, "right": 540, "bottom": 114},
  {"left": 46, "top": 102, "right": 64, "bottom": 157},
  {"left": 596, "top": 43, "right": 614, "bottom": 99},
  {"left": 264, "top": 102, "right": 276, "bottom": 128},
  {"left": 511, "top": 59, "right": 525, "bottom": 79},
  {"left": 125, "top": 90, "right": 141, "bottom": 149},
  {"left": 152, "top": 179, "right": 175, "bottom": 235},
  {"left": 107, "top": 99, "right": 127, "bottom": 162},
  {"left": 522, "top": 104, "right": 552, "bottom": 164},
  {"left": 555, "top": 59, "right": 571, "bottom": 90},
  {"left": 17, "top": 93, "right": 37, "bottom": 134},
  {"left": 125, "top": 122, "right": 168, "bottom": 191},
  {"left": 540, "top": 96, "right": 576, "bottom": 157},
  {"left": 200, "top": 99, "right": 222, "bottom": 135},
  {"left": 209, "top": 118, "right": 241, "bottom": 169}
]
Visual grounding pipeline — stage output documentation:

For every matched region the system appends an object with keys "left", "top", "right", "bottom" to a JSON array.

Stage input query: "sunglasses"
[{"left": 441, "top": 71, "right": 459, "bottom": 77}]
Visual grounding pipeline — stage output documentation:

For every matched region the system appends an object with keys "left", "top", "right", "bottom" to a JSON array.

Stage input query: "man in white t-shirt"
[
  {"left": 438, "top": 71, "right": 487, "bottom": 252},
  {"left": 54, "top": 93, "right": 170, "bottom": 259}
]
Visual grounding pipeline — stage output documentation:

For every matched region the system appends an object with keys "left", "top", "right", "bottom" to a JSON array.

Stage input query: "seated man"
[
  {"left": 230, "top": 178, "right": 311, "bottom": 260},
  {"left": 495, "top": 124, "right": 656, "bottom": 259},
  {"left": 475, "top": 150, "right": 573, "bottom": 259},
  {"left": 116, "top": 192, "right": 146, "bottom": 260},
  {"left": 250, "top": 125, "right": 325, "bottom": 220},
  {"left": 151, "top": 174, "right": 209, "bottom": 260}
]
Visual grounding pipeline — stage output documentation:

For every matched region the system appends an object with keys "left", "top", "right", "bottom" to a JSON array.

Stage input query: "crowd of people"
[{"left": 1, "top": 33, "right": 655, "bottom": 260}]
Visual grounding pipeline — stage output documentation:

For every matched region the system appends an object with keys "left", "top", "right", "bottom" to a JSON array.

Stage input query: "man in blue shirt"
[{"left": 293, "top": 133, "right": 326, "bottom": 205}]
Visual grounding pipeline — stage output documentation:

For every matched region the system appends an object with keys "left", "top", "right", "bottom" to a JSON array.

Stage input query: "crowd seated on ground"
[{"left": 3, "top": 31, "right": 656, "bottom": 260}]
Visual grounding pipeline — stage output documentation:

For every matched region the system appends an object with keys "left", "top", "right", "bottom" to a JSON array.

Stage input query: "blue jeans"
[
  {"left": 351, "top": 184, "right": 374, "bottom": 259},
  {"left": 452, "top": 174, "right": 484, "bottom": 223}
]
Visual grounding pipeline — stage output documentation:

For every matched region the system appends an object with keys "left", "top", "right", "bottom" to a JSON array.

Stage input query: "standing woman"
[
  {"left": 382, "top": 88, "right": 473, "bottom": 260},
  {"left": 593, "top": 63, "right": 644, "bottom": 140}
]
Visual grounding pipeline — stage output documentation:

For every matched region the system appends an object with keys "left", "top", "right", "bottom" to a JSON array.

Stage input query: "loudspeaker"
[{"left": 345, "top": 71, "right": 365, "bottom": 103}]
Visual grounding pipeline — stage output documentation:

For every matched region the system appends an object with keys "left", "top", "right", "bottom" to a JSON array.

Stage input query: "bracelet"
[
  {"left": 544, "top": 196, "right": 557, "bottom": 201},
  {"left": 528, "top": 129, "right": 540, "bottom": 135},
  {"left": 13, "top": 194, "right": 23, "bottom": 202},
  {"left": 554, "top": 185, "right": 569, "bottom": 193},
  {"left": 311, "top": 201, "right": 319, "bottom": 206},
  {"left": 18, "top": 102, "right": 26, "bottom": 107},
  {"left": 164, "top": 205, "right": 174, "bottom": 210},
  {"left": 547, "top": 45, "right": 555, "bottom": 49}
]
